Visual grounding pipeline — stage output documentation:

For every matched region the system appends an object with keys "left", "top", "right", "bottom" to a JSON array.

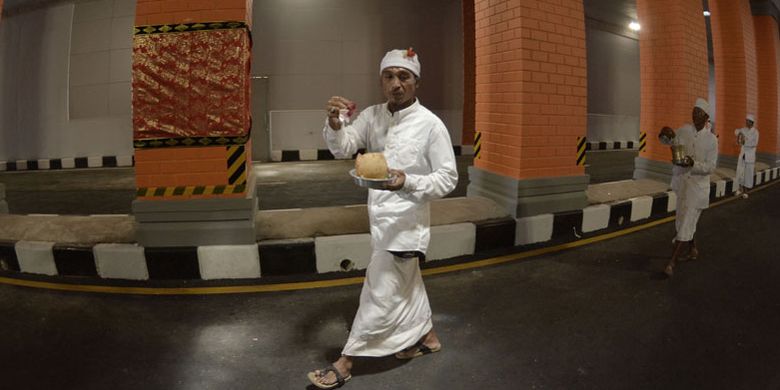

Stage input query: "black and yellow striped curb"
[
  {"left": 577, "top": 136, "right": 587, "bottom": 166},
  {"left": 639, "top": 132, "right": 647, "bottom": 152},
  {"left": 133, "top": 135, "right": 249, "bottom": 149},
  {"left": 134, "top": 21, "right": 248, "bottom": 35},
  {"left": 136, "top": 184, "right": 246, "bottom": 197}
]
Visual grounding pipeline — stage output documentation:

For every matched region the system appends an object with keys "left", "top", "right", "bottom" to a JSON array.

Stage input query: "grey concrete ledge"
[{"left": 0, "top": 167, "right": 777, "bottom": 285}]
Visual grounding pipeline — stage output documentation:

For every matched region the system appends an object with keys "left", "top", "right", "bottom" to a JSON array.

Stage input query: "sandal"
[
  {"left": 663, "top": 264, "right": 674, "bottom": 278},
  {"left": 394, "top": 341, "right": 442, "bottom": 360},
  {"left": 307, "top": 366, "right": 351, "bottom": 389}
]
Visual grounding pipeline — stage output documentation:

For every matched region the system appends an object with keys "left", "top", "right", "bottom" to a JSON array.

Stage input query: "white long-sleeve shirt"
[
  {"left": 671, "top": 124, "right": 719, "bottom": 210},
  {"left": 735, "top": 127, "right": 759, "bottom": 163},
  {"left": 323, "top": 99, "right": 458, "bottom": 253}
]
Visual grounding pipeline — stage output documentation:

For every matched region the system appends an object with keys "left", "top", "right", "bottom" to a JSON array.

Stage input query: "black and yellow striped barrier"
[
  {"left": 576, "top": 136, "right": 587, "bottom": 166},
  {"left": 639, "top": 132, "right": 647, "bottom": 152},
  {"left": 474, "top": 131, "right": 482, "bottom": 159},
  {"left": 227, "top": 145, "right": 247, "bottom": 186}
]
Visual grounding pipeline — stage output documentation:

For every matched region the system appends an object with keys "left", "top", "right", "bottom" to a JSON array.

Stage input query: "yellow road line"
[{"left": 0, "top": 179, "right": 775, "bottom": 296}]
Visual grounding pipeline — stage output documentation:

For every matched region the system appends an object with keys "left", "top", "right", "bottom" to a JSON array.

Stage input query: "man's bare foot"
[
  {"left": 309, "top": 356, "right": 352, "bottom": 388},
  {"left": 395, "top": 330, "right": 442, "bottom": 359}
]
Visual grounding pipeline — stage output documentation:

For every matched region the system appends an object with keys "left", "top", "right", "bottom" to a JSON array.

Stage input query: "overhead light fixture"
[
  {"left": 703, "top": 10, "right": 711, "bottom": 16},
  {"left": 629, "top": 21, "right": 641, "bottom": 31}
]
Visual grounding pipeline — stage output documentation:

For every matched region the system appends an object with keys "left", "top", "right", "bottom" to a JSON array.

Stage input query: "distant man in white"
[
  {"left": 734, "top": 114, "right": 759, "bottom": 199},
  {"left": 307, "top": 48, "right": 458, "bottom": 389},
  {"left": 664, "top": 98, "right": 719, "bottom": 278}
]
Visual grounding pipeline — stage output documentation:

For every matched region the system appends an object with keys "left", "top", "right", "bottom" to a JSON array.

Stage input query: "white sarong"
[
  {"left": 675, "top": 195, "right": 702, "bottom": 242},
  {"left": 341, "top": 249, "right": 432, "bottom": 357},
  {"left": 735, "top": 155, "right": 755, "bottom": 189}
]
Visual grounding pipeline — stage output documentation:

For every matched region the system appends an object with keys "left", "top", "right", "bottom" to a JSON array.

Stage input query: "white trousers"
[{"left": 341, "top": 249, "right": 432, "bottom": 357}]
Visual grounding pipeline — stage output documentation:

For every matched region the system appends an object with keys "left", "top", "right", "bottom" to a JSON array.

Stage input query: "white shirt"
[
  {"left": 735, "top": 127, "right": 759, "bottom": 163},
  {"left": 323, "top": 99, "right": 458, "bottom": 253},
  {"left": 671, "top": 124, "right": 718, "bottom": 209}
]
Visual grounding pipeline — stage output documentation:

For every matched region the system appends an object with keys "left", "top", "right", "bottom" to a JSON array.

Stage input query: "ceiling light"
[
  {"left": 703, "top": 10, "right": 711, "bottom": 16},
  {"left": 629, "top": 22, "right": 641, "bottom": 31}
]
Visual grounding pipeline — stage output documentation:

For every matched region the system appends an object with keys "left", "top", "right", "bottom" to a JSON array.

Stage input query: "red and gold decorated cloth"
[{"left": 132, "top": 29, "right": 251, "bottom": 141}]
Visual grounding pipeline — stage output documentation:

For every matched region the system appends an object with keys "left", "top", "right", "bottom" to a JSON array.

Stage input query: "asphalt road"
[{"left": 0, "top": 180, "right": 778, "bottom": 389}]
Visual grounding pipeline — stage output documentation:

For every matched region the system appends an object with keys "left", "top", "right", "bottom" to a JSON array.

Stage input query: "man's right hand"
[{"left": 326, "top": 96, "right": 354, "bottom": 130}]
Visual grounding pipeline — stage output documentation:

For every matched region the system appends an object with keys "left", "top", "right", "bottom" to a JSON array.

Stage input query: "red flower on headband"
[{"left": 406, "top": 47, "right": 416, "bottom": 58}]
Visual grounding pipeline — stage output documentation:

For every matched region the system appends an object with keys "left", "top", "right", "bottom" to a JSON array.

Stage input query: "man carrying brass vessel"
[
  {"left": 307, "top": 48, "right": 458, "bottom": 389},
  {"left": 662, "top": 98, "right": 718, "bottom": 278},
  {"left": 734, "top": 114, "right": 759, "bottom": 199}
]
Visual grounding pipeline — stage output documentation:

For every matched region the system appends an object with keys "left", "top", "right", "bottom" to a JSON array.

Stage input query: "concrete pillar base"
[
  {"left": 0, "top": 184, "right": 7, "bottom": 214},
  {"left": 756, "top": 152, "right": 780, "bottom": 168},
  {"left": 466, "top": 167, "right": 589, "bottom": 218},
  {"left": 633, "top": 156, "right": 674, "bottom": 184},
  {"left": 132, "top": 176, "right": 257, "bottom": 247},
  {"left": 718, "top": 154, "right": 740, "bottom": 170}
]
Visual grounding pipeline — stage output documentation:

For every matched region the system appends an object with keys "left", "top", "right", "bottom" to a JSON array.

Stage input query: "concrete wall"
[
  {"left": 251, "top": 0, "right": 465, "bottom": 158},
  {"left": 586, "top": 26, "right": 640, "bottom": 143},
  {"left": 0, "top": 0, "right": 134, "bottom": 162},
  {"left": 0, "top": 0, "right": 463, "bottom": 162}
]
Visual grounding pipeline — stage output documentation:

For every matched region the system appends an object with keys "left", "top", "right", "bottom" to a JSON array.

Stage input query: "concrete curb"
[
  {"left": 269, "top": 145, "right": 473, "bottom": 162},
  {"left": 0, "top": 156, "right": 134, "bottom": 171},
  {"left": 0, "top": 168, "right": 776, "bottom": 284}
]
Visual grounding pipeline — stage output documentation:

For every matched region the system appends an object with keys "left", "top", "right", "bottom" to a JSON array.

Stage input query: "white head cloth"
[
  {"left": 694, "top": 98, "right": 711, "bottom": 117},
  {"left": 746, "top": 114, "right": 755, "bottom": 123},
  {"left": 380, "top": 48, "right": 421, "bottom": 78}
]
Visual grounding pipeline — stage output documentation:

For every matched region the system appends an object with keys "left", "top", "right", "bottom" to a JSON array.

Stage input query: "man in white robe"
[
  {"left": 664, "top": 98, "right": 718, "bottom": 277},
  {"left": 734, "top": 114, "right": 759, "bottom": 199},
  {"left": 308, "top": 48, "right": 458, "bottom": 388}
]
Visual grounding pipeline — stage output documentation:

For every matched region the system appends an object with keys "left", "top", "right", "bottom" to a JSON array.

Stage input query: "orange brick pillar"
[
  {"left": 462, "top": 0, "right": 476, "bottom": 150},
  {"left": 753, "top": 13, "right": 780, "bottom": 167},
  {"left": 131, "top": 1, "right": 256, "bottom": 247},
  {"left": 709, "top": 0, "right": 759, "bottom": 169},
  {"left": 633, "top": 0, "right": 710, "bottom": 182},
  {"left": 466, "top": 0, "right": 589, "bottom": 217}
]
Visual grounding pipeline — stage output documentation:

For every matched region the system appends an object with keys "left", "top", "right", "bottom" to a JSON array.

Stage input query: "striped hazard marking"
[
  {"left": 576, "top": 136, "right": 587, "bottom": 166},
  {"left": 474, "top": 131, "right": 482, "bottom": 159}
]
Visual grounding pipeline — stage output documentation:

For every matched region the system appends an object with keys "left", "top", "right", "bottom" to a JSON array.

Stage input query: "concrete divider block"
[
  {"left": 0, "top": 161, "right": 6, "bottom": 171},
  {"left": 61, "top": 158, "right": 76, "bottom": 169},
  {"left": 37, "top": 159, "right": 51, "bottom": 170},
  {"left": 666, "top": 191, "right": 677, "bottom": 212},
  {"left": 771, "top": 168, "right": 778, "bottom": 180},
  {"left": 94, "top": 243, "right": 149, "bottom": 280},
  {"left": 715, "top": 180, "right": 726, "bottom": 198},
  {"left": 515, "top": 214, "right": 553, "bottom": 246},
  {"left": 15, "top": 160, "right": 27, "bottom": 171},
  {"left": 428, "top": 223, "right": 476, "bottom": 261},
  {"left": 582, "top": 204, "right": 610, "bottom": 233},
  {"left": 198, "top": 244, "right": 261, "bottom": 280},
  {"left": 270, "top": 150, "right": 282, "bottom": 162},
  {"left": 299, "top": 149, "right": 318, "bottom": 161},
  {"left": 87, "top": 156, "right": 103, "bottom": 168},
  {"left": 117, "top": 155, "right": 134, "bottom": 167},
  {"left": 755, "top": 173, "right": 763, "bottom": 186},
  {"left": 16, "top": 241, "right": 57, "bottom": 275},
  {"left": 630, "top": 196, "right": 653, "bottom": 222},
  {"left": 315, "top": 234, "right": 371, "bottom": 273},
  {"left": 764, "top": 170, "right": 770, "bottom": 183}
]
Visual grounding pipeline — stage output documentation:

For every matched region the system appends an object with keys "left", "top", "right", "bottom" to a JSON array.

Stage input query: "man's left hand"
[
  {"left": 681, "top": 156, "right": 694, "bottom": 167},
  {"left": 385, "top": 169, "right": 406, "bottom": 191}
]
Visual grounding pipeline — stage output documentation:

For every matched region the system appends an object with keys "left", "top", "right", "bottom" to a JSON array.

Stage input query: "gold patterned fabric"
[{"left": 132, "top": 28, "right": 251, "bottom": 141}]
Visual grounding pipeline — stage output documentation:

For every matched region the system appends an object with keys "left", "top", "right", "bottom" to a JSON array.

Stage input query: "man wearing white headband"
[
  {"left": 309, "top": 48, "right": 457, "bottom": 388},
  {"left": 734, "top": 114, "right": 759, "bottom": 198},
  {"left": 663, "top": 98, "right": 718, "bottom": 278}
]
